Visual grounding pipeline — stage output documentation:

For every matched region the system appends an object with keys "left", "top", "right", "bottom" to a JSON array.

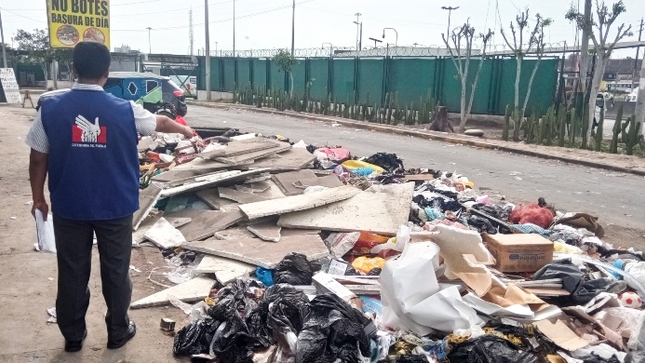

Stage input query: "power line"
[{"left": 155, "top": 0, "right": 316, "bottom": 32}]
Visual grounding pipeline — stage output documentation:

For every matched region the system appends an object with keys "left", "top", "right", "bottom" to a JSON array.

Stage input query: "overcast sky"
[{"left": 3, "top": 0, "right": 644, "bottom": 57}]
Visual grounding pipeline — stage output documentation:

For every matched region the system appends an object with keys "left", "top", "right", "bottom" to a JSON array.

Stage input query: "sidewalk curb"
[{"left": 188, "top": 101, "right": 645, "bottom": 177}]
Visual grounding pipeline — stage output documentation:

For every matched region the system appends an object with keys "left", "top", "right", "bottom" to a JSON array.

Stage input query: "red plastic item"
[
  {"left": 351, "top": 231, "right": 389, "bottom": 256},
  {"left": 175, "top": 115, "right": 187, "bottom": 126},
  {"left": 509, "top": 203, "right": 554, "bottom": 228}
]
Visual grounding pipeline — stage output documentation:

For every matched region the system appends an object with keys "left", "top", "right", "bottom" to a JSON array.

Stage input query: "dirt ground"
[{"left": 0, "top": 104, "right": 189, "bottom": 362}]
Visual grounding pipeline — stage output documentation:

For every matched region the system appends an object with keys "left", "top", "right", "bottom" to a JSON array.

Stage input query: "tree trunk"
[
  {"left": 522, "top": 59, "right": 541, "bottom": 116},
  {"left": 429, "top": 106, "right": 454, "bottom": 133},
  {"left": 459, "top": 79, "right": 467, "bottom": 132},
  {"left": 288, "top": 71, "right": 294, "bottom": 97},
  {"left": 513, "top": 57, "right": 522, "bottom": 142},
  {"left": 464, "top": 57, "right": 487, "bottom": 132},
  {"left": 514, "top": 57, "right": 522, "bottom": 109},
  {"left": 585, "top": 54, "right": 606, "bottom": 141}
]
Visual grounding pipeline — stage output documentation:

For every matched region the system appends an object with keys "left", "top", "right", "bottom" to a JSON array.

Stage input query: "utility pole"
[
  {"left": 441, "top": 6, "right": 459, "bottom": 36},
  {"left": 189, "top": 9, "right": 194, "bottom": 56},
  {"left": 632, "top": 18, "right": 643, "bottom": 92},
  {"left": 204, "top": 0, "right": 211, "bottom": 101},
  {"left": 146, "top": 27, "right": 152, "bottom": 54},
  {"left": 291, "top": 0, "right": 295, "bottom": 56},
  {"left": 354, "top": 13, "right": 361, "bottom": 51},
  {"left": 577, "top": 0, "right": 592, "bottom": 110},
  {"left": 636, "top": 42, "right": 645, "bottom": 136},
  {"left": 0, "top": 8, "right": 7, "bottom": 68},
  {"left": 233, "top": 0, "right": 236, "bottom": 56}
]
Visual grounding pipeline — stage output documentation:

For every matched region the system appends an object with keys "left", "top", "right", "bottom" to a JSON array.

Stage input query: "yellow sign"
[{"left": 46, "top": 0, "right": 110, "bottom": 49}]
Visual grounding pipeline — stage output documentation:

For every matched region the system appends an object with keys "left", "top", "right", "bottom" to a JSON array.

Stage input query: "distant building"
[{"left": 114, "top": 44, "right": 141, "bottom": 54}]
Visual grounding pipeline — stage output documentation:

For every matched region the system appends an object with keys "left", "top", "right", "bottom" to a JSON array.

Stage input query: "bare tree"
[
  {"left": 566, "top": 0, "right": 633, "bottom": 141},
  {"left": 500, "top": 10, "right": 552, "bottom": 141},
  {"left": 442, "top": 21, "right": 493, "bottom": 132}
]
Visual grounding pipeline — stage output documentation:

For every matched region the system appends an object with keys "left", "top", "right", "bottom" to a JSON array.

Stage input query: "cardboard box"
[{"left": 483, "top": 233, "right": 553, "bottom": 273}]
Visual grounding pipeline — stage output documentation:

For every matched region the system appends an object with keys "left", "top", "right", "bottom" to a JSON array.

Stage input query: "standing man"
[{"left": 26, "top": 41, "right": 194, "bottom": 352}]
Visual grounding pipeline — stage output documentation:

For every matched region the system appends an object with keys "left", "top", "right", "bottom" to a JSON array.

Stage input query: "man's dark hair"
[{"left": 72, "top": 41, "right": 111, "bottom": 80}]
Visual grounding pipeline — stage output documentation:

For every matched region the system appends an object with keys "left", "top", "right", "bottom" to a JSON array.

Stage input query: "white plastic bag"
[
  {"left": 380, "top": 241, "right": 482, "bottom": 334},
  {"left": 34, "top": 210, "right": 56, "bottom": 253}
]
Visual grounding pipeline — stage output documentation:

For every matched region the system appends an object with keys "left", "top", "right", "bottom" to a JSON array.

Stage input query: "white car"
[{"left": 627, "top": 89, "right": 638, "bottom": 103}]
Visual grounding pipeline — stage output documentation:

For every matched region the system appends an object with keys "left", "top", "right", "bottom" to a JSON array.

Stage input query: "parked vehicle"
[
  {"left": 104, "top": 72, "right": 187, "bottom": 118},
  {"left": 627, "top": 88, "right": 639, "bottom": 103},
  {"left": 37, "top": 72, "right": 188, "bottom": 119}
]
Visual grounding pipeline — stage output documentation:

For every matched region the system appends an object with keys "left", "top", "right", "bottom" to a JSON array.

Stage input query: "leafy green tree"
[
  {"left": 14, "top": 29, "right": 73, "bottom": 87},
  {"left": 272, "top": 49, "right": 299, "bottom": 96}
]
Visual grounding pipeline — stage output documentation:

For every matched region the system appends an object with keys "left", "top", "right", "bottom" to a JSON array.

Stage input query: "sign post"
[
  {"left": 0, "top": 68, "right": 21, "bottom": 104},
  {"left": 46, "top": 0, "right": 111, "bottom": 49}
]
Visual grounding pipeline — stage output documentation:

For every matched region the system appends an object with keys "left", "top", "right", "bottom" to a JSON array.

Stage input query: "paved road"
[{"left": 187, "top": 105, "right": 643, "bottom": 232}]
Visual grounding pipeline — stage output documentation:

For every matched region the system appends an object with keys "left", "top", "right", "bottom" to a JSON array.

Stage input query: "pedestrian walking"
[{"left": 26, "top": 41, "right": 195, "bottom": 352}]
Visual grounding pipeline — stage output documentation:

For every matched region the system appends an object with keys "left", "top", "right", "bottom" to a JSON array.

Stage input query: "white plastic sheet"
[
  {"left": 34, "top": 210, "right": 56, "bottom": 253},
  {"left": 380, "top": 241, "right": 482, "bottom": 334}
]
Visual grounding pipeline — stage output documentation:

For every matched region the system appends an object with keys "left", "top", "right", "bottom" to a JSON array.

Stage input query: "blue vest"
[{"left": 41, "top": 89, "right": 140, "bottom": 220}]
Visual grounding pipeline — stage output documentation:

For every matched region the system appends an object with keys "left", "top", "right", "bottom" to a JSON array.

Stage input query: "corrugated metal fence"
[{"left": 197, "top": 56, "right": 559, "bottom": 116}]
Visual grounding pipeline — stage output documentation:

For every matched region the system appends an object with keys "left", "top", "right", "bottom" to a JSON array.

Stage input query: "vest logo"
[{"left": 72, "top": 115, "right": 107, "bottom": 144}]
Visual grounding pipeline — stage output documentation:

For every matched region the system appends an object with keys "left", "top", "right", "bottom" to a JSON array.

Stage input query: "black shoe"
[
  {"left": 65, "top": 330, "right": 87, "bottom": 352},
  {"left": 107, "top": 321, "right": 136, "bottom": 349}
]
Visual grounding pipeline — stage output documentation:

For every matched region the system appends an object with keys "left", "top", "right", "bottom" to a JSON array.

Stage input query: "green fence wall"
[{"left": 198, "top": 56, "right": 559, "bottom": 116}]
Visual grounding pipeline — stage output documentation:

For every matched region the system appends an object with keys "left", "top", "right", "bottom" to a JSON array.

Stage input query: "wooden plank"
[
  {"left": 292, "top": 175, "right": 344, "bottom": 191},
  {"left": 278, "top": 183, "right": 415, "bottom": 236},
  {"left": 215, "top": 143, "right": 292, "bottom": 165},
  {"left": 404, "top": 174, "right": 437, "bottom": 182},
  {"left": 247, "top": 148, "right": 316, "bottom": 171},
  {"left": 247, "top": 222, "right": 282, "bottom": 242},
  {"left": 218, "top": 187, "right": 268, "bottom": 203},
  {"left": 183, "top": 234, "right": 330, "bottom": 269},
  {"left": 171, "top": 208, "right": 245, "bottom": 241},
  {"left": 200, "top": 138, "right": 282, "bottom": 160},
  {"left": 133, "top": 184, "right": 162, "bottom": 231},
  {"left": 239, "top": 185, "right": 361, "bottom": 220},
  {"left": 159, "top": 169, "right": 269, "bottom": 198},
  {"left": 130, "top": 277, "right": 215, "bottom": 309},
  {"left": 193, "top": 255, "right": 255, "bottom": 283},
  {"left": 213, "top": 227, "right": 256, "bottom": 240},
  {"left": 195, "top": 188, "right": 238, "bottom": 210},
  {"left": 271, "top": 170, "right": 318, "bottom": 196}
]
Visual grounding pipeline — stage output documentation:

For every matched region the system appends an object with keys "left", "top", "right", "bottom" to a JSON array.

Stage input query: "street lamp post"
[
  {"left": 146, "top": 27, "right": 152, "bottom": 54},
  {"left": 382, "top": 28, "right": 398, "bottom": 47},
  {"left": 233, "top": 0, "right": 236, "bottom": 56},
  {"left": 354, "top": 21, "right": 363, "bottom": 51},
  {"left": 291, "top": 0, "right": 296, "bottom": 56},
  {"left": 204, "top": 0, "right": 211, "bottom": 101},
  {"left": 441, "top": 6, "right": 459, "bottom": 36},
  {"left": 354, "top": 13, "right": 361, "bottom": 50}
]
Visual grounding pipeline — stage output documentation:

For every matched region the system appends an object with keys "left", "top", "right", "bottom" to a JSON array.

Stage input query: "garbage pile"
[{"left": 131, "top": 127, "right": 645, "bottom": 363}]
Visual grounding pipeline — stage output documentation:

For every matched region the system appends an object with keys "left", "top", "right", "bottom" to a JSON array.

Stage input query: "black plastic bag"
[
  {"left": 296, "top": 293, "right": 373, "bottom": 363},
  {"left": 466, "top": 214, "right": 497, "bottom": 234},
  {"left": 207, "top": 279, "right": 268, "bottom": 363},
  {"left": 447, "top": 335, "right": 539, "bottom": 363},
  {"left": 533, "top": 259, "right": 584, "bottom": 292},
  {"left": 273, "top": 253, "right": 319, "bottom": 285},
  {"left": 364, "top": 152, "right": 404, "bottom": 173},
  {"left": 260, "top": 284, "right": 310, "bottom": 352},
  {"left": 397, "top": 355, "right": 429, "bottom": 363},
  {"left": 533, "top": 260, "right": 614, "bottom": 305},
  {"left": 173, "top": 318, "right": 220, "bottom": 356}
]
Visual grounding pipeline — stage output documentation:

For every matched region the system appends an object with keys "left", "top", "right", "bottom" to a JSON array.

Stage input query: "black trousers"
[{"left": 53, "top": 214, "right": 133, "bottom": 342}]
